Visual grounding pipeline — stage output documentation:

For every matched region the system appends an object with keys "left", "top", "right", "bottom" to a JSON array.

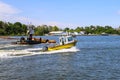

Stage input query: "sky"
[{"left": 0, "top": 0, "right": 120, "bottom": 28}]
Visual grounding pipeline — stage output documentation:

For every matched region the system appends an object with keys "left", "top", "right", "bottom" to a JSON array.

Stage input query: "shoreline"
[
  {"left": 0, "top": 34, "right": 120, "bottom": 38},
  {"left": 0, "top": 36, "right": 10, "bottom": 39},
  {"left": 0, "top": 36, "right": 18, "bottom": 39}
]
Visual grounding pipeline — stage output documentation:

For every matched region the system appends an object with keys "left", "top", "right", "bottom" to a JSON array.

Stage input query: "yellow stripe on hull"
[{"left": 48, "top": 41, "right": 77, "bottom": 51}]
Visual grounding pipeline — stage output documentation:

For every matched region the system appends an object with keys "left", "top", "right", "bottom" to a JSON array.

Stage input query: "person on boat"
[
  {"left": 20, "top": 36, "right": 25, "bottom": 42},
  {"left": 59, "top": 37, "right": 64, "bottom": 45},
  {"left": 39, "top": 37, "right": 41, "bottom": 43},
  {"left": 27, "top": 25, "right": 34, "bottom": 41},
  {"left": 46, "top": 39, "right": 49, "bottom": 43},
  {"left": 62, "top": 39, "right": 64, "bottom": 45}
]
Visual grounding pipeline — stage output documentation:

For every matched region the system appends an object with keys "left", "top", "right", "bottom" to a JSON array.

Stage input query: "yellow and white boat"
[{"left": 43, "top": 35, "right": 77, "bottom": 51}]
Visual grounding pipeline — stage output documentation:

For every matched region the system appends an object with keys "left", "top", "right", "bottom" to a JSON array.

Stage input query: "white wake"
[{"left": 0, "top": 47, "right": 80, "bottom": 58}]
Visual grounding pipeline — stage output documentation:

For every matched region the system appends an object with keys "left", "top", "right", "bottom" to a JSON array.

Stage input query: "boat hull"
[
  {"left": 48, "top": 40, "right": 77, "bottom": 51},
  {"left": 12, "top": 40, "right": 41, "bottom": 45},
  {"left": 12, "top": 38, "right": 56, "bottom": 45}
]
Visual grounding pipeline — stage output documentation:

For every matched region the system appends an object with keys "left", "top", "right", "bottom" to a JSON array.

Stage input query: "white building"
[{"left": 49, "top": 31, "right": 63, "bottom": 35}]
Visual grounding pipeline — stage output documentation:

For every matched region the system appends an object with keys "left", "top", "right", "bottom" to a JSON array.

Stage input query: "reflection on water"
[{"left": 0, "top": 36, "right": 120, "bottom": 80}]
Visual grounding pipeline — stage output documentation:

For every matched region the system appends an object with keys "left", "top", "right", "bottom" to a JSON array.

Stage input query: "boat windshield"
[{"left": 68, "top": 37, "right": 73, "bottom": 42}]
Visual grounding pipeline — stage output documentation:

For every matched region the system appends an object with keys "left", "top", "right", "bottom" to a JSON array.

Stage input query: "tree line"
[
  {"left": 0, "top": 21, "right": 61, "bottom": 36},
  {"left": 0, "top": 21, "right": 120, "bottom": 36},
  {"left": 0, "top": 21, "right": 27, "bottom": 35},
  {"left": 65, "top": 25, "right": 120, "bottom": 35}
]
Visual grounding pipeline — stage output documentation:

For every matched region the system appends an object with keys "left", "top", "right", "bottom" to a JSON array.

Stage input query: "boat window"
[
  {"left": 64, "top": 38, "right": 66, "bottom": 42},
  {"left": 60, "top": 39, "right": 61, "bottom": 42},
  {"left": 68, "top": 37, "right": 73, "bottom": 41},
  {"left": 62, "top": 38, "right": 64, "bottom": 41},
  {"left": 60, "top": 38, "right": 64, "bottom": 42}
]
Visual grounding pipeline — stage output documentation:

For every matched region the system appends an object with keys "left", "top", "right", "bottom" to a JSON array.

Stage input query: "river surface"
[{"left": 0, "top": 36, "right": 120, "bottom": 80}]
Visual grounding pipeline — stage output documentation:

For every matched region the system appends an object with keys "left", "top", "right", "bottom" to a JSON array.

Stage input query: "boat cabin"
[{"left": 59, "top": 36, "right": 75, "bottom": 45}]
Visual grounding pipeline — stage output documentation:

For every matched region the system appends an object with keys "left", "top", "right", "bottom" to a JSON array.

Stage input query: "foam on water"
[
  {"left": 26, "top": 46, "right": 80, "bottom": 55},
  {"left": 0, "top": 50, "right": 31, "bottom": 58},
  {"left": 0, "top": 47, "right": 80, "bottom": 58},
  {"left": 0, "top": 44, "right": 27, "bottom": 49}
]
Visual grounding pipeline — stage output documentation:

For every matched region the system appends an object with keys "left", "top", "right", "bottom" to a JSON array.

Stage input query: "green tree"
[
  {"left": 52, "top": 26, "right": 59, "bottom": 31},
  {"left": 21, "top": 24, "right": 27, "bottom": 35},
  {"left": 64, "top": 27, "right": 70, "bottom": 32},
  {"left": 0, "top": 21, "right": 4, "bottom": 29},
  {"left": 75, "top": 27, "right": 82, "bottom": 33}
]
